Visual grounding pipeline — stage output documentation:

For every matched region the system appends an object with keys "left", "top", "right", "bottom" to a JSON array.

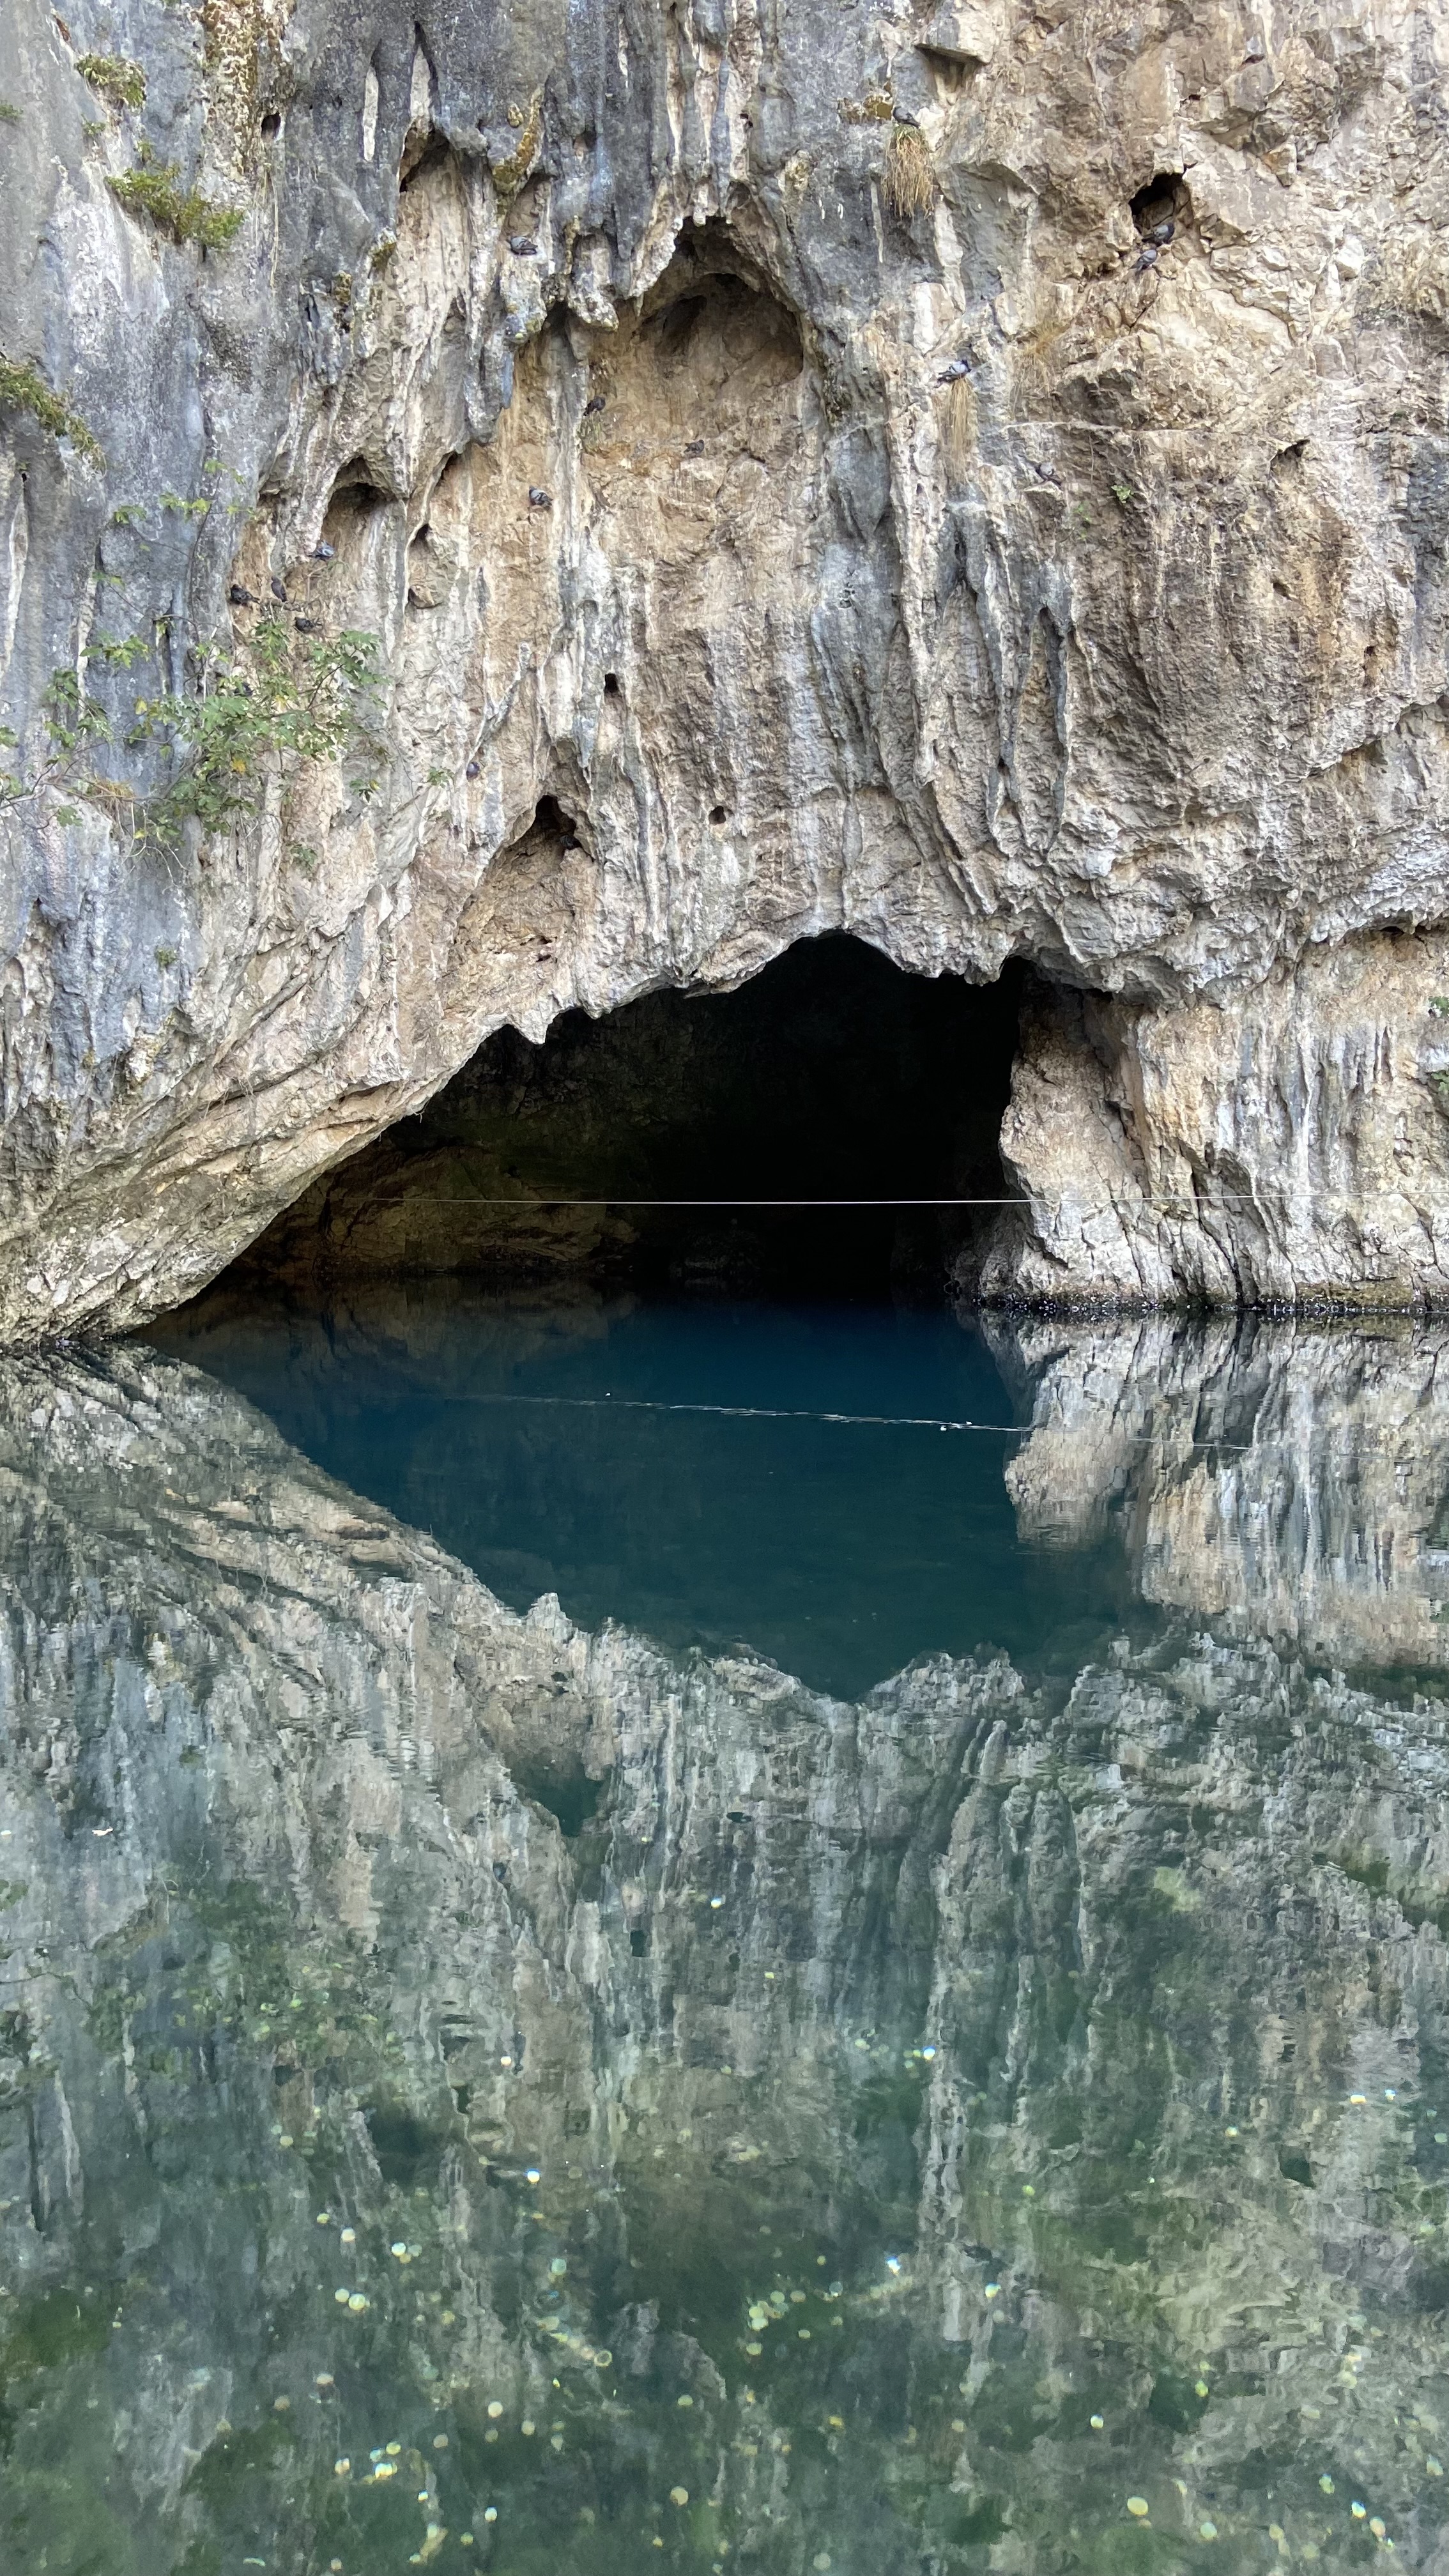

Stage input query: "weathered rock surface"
[
  {"left": 2, "top": 1344, "right": 1449, "bottom": 2566},
  {"left": 979, "top": 935, "right": 1449, "bottom": 1308},
  {"left": 1, "top": 0, "right": 1448, "bottom": 1334}
]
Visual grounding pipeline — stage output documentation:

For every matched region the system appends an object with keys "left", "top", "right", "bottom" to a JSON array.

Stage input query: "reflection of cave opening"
[{"left": 230, "top": 936, "right": 1024, "bottom": 1301}]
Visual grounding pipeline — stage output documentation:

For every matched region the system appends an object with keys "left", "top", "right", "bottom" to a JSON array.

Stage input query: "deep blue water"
[{"left": 150, "top": 1291, "right": 1140, "bottom": 1695}]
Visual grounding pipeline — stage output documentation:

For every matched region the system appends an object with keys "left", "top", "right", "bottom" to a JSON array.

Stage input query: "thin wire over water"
[{"left": 392, "top": 1193, "right": 1268, "bottom": 1208}]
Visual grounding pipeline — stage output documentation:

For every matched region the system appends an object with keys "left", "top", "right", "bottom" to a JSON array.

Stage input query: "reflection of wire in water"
[{"left": 415, "top": 1390, "right": 1324, "bottom": 1457}]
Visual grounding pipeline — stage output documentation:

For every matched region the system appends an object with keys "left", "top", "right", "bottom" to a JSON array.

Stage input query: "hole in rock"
[
  {"left": 529, "top": 793, "right": 571, "bottom": 839},
  {"left": 641, "top": 232, "right": 804, "bottom": 387},
  {"left": 260, "top": 111, "right": 281, "bottom": 141},
  {"left": 1271, "top": 437, "right": 1309, "bottom": 475},
  {"left": 603, "top": 671, "right": 620, "bottom": 696},
  {"left": 652, "top": 293, "right": 709, "bottom": 358},
  {"left": 1130, "top": 172, "right": 1190, "bottom": 236},
  {"left": 399, "top": 130, "right": 451, "bottom": 192},
  {"left": 315, "top": 463, "right": 398, "bottom": 612},
  {"left": 514, "top": 1761, "right": 606, "bottom": 1840},
  {"left": 222, "top": 934, "right": 1025, "bottom": 1302},
  {"left": 323, "top": 461, "right": 394, "bottom": 528},
  {"left": 364, "top": 2101, "right": 447, "bottom": 2186}
]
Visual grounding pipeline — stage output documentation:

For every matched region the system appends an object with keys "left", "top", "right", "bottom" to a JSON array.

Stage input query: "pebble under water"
[{"left": 3, "top": 1289, "right": 1448, "bottom": 2573}]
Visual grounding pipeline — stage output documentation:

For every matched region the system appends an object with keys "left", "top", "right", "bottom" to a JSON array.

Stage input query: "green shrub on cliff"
[
  {"left": 133, "top": 616, "right": 383, "bottom": 832},
  {"left": 109, "top": 144, "right": 242, "bottom": 249},
  {"left": 1, "top": 621, "right": 382, "bottom": 838},
  {"left": 0, "top": 352, "right": 102, "bottom": 464},
  {"left": 75, "top": 53, "right": 147, "bottom": 111}
]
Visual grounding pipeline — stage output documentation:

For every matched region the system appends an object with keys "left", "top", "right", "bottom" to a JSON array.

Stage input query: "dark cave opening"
[
  {"left": 226, "top": 936, "right": 1025, "bottom": 1303},
  {"left": 1130, "top": 172, "right": 1191, "bottom": 238}
]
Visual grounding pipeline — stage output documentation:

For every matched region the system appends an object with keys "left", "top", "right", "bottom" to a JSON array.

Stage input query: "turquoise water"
[
  {"left": 151, "top": 1292, "right": 1144, "bottom": 1696},
  {"left": 0, "top": 1294, "right": 1447, "bottom": 2573}
]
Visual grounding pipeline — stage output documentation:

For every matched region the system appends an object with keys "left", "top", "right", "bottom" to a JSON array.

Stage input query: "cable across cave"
[{"left": 391, "top": 1193, "right": 1268, "bottom": 1208}]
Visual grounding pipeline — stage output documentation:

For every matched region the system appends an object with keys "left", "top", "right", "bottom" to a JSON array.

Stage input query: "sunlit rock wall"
[
  {"left": 1, "top": 0, "right": 1447, "bottom": 1335},
  {"left": 1, "top": 1347, "right": 1448, "bottom": 2565},
  {"left": 977, "top": 936, "right": 1449, "bottom": 1310}
]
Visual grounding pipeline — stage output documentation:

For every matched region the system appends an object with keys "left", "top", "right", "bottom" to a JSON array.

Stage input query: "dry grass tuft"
[
  {"left": 82, "top": 775, "right": 141, "bottom": 815},
  {"left": 884, "top": 123, "right": 937, "bottom": 217}
]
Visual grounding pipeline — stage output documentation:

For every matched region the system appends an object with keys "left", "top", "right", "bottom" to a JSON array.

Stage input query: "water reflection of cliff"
[
  {"left": 992, "top": 1314, "right": 1449, "bottom": 1676},
  {"left": 0, "top": 1349, "right": 1447, "bottom": 2573}
]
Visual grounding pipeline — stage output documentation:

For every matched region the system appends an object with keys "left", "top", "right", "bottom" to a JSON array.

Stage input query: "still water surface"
[
  {"left": 155, "top": 1294, "right": 1147, "bottom": 1698},
  {"left": 1, "top": 1292, "right": 1448, "bottom": 2574}
]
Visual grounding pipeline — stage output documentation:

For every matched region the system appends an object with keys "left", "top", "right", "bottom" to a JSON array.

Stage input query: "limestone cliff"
[{"left": 1, "top": 0, "right": 1447, "bottom": 1333}]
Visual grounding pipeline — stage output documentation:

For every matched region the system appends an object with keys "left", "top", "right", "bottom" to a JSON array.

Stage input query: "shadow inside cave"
[{"left": 215, "top": 935, "right": 1025, "bottom": 1304}]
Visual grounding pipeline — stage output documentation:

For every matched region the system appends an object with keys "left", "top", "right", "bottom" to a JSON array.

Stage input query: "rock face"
[
  {"left": 2, "top": 1344, "right": 1449, "bottom": 2568},
  {"left": 1, "top": 0, "right": 1448, "bottom": 1335},
  {"left": 979, "top": 936, "right": 1449, "bottom": 1309}
]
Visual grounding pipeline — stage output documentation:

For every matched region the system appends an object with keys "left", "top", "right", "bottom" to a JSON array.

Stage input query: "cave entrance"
[{"left": 231, "top": 937, "right": 1024, "bottom": 1302}]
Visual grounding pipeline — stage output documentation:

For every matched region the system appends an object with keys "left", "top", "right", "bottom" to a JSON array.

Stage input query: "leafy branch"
[
  {"left": 1, "top": 619, "right": 384, "bottom": 841},
  {"left": 76, "top": 52, "right": 146, "bottom": 111},
  {"left": 0, "top": 670, "right": 118, "bottom": 824},
  {"left": 132, "top": 617, "right": 384, "bottom": 834},
  {"left": 0, "top": 351, "right": 102, "bottom": 466}
]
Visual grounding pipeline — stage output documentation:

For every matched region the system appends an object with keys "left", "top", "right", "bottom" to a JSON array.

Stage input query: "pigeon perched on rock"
[
  {"left": 227, "top": 583, "right": 256, "bottom": 606},
  {"left": 294, "top": 615, "right": 320, "bottom": 632},
  {"left": 527, "top": 486, "right": 552, "bottom": 509},
  {"left": 585, "top": 395, "right": 605, "bottom": 415},
  {"left": 937, "top": 356, "right": 972, "bottom": 383},
  {"left": 684, "top": 438, "right": 705, "bottom": 454},
  {"left": 465, "top": 760, "right": 480, "bottom": 778},
  {"left": 1147, "top": 219, "right": 1176, "bottom": 245},
  {"left": 312, "top": 540, "right": 335, "bottom": 561},
  {"left": 270, "top": 576, "right": 288, "bottom": 602},
  {"left": 508, "top": 234, "right": 538, "bottom": 256},
  {"left": 1133, "top": 244, "right": 1159, "bottom": 273}
]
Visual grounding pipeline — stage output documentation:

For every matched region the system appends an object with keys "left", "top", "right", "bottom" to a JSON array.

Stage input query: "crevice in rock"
[
  {"left": 210, "top": 935, "right": 1025, "bottom": 1304},
  {"left": 362, "top": 56, "right": 379, "bottom": 164},
  {"left": 399, "top": 129, "right": 454, "bottom": 193},
  {"left": 1130, "top": 172, "right": 1190, "bottom": 236},
  {"left": 398, "top": 25, "right": 438, "bottom": 183}
]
